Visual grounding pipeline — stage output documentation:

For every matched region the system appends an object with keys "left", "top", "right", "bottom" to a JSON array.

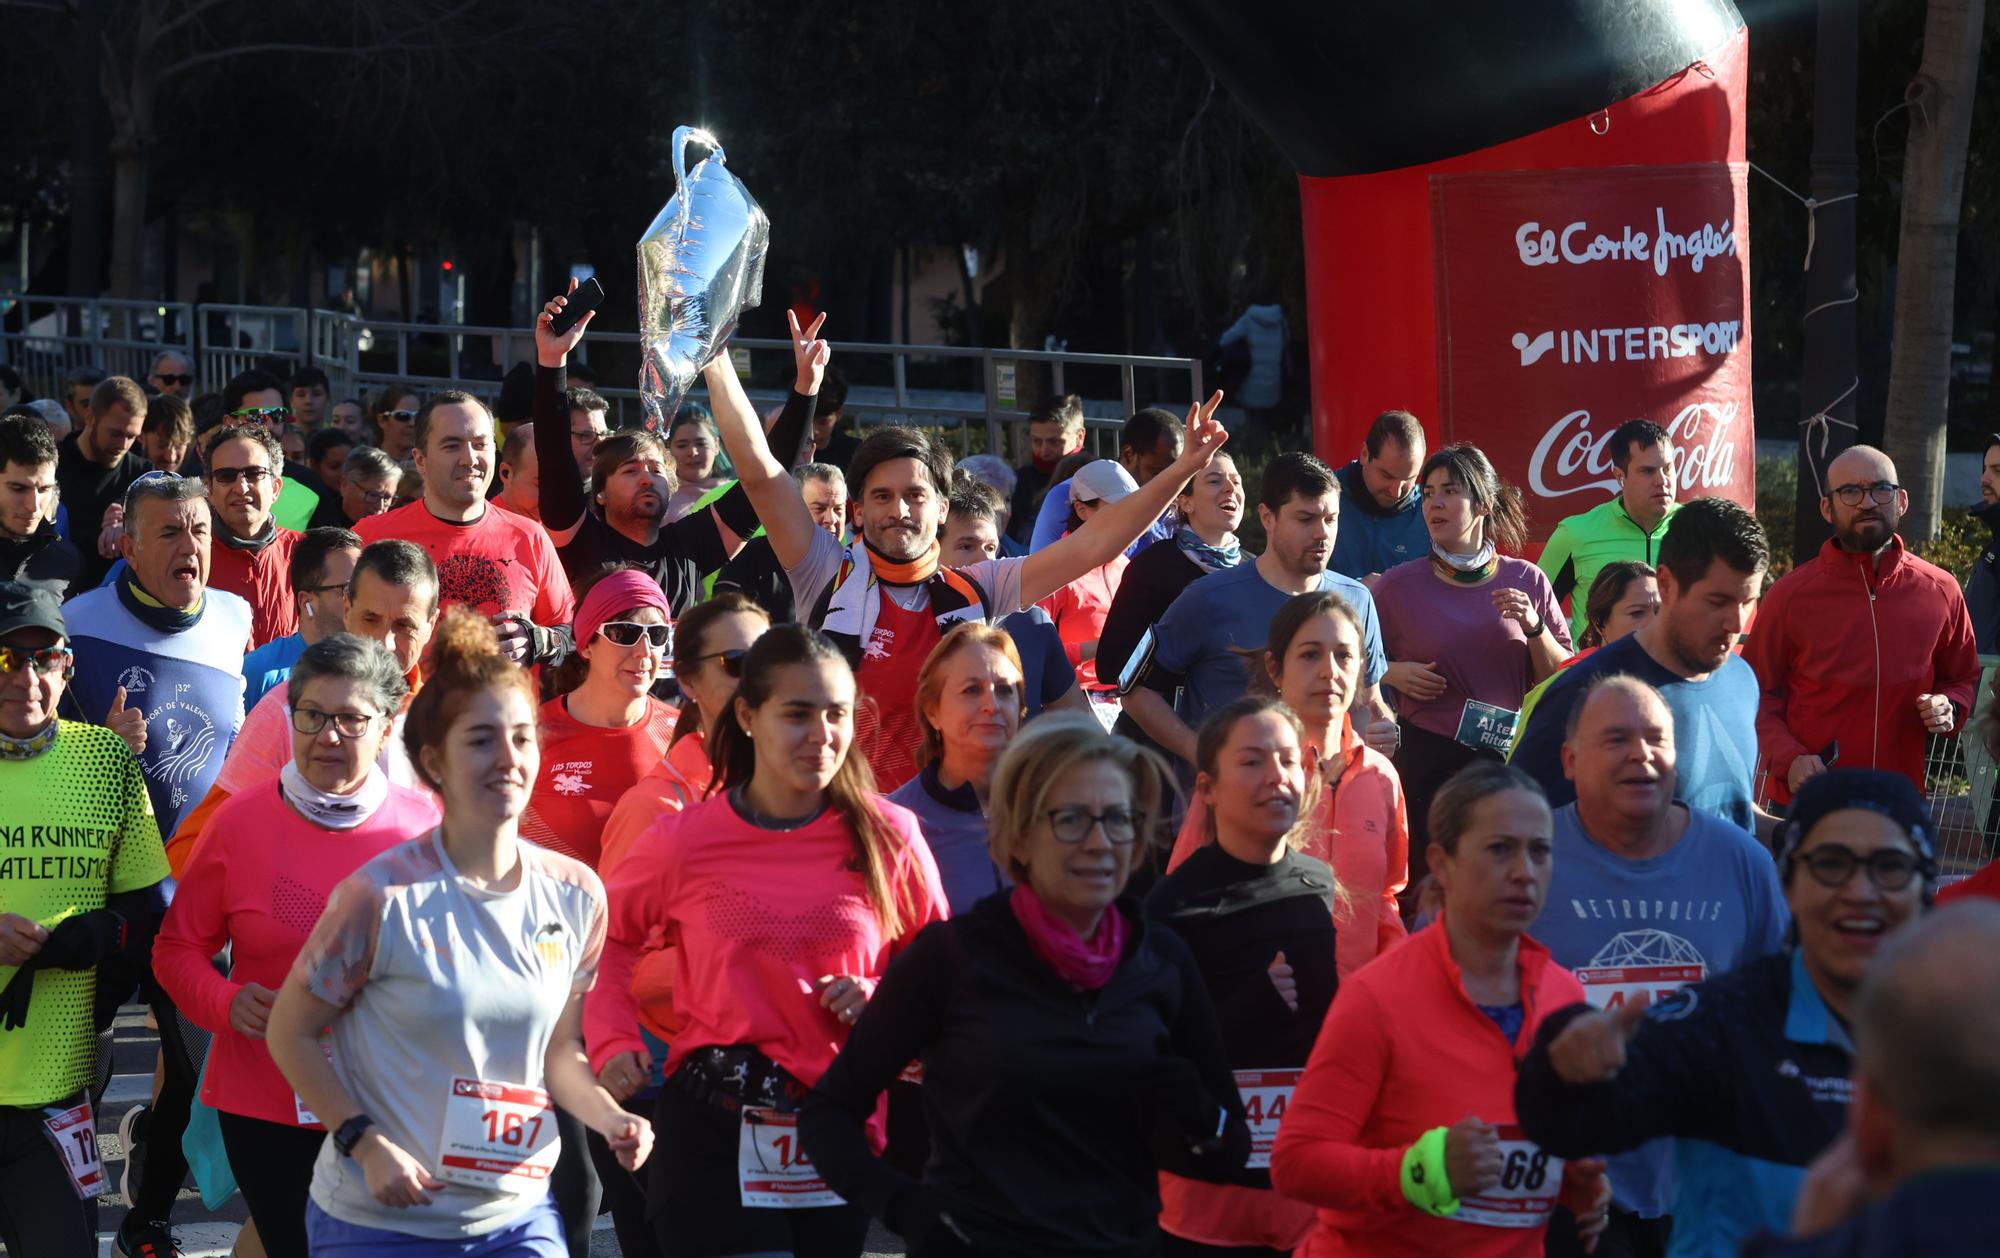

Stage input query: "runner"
[
  {"left": 1515, "top": 768, "right": 1935, "bottom": 1258},
  {"left": 152, "top": 635, "right": 437, "bottom": 1258},
  {"left": 1270, "top": 762, "right": 1610, "bottom": 1257},
  {"left": 265, "top": 607, "right": 648, "bottom": 1256},
  {"left": 584, "top": 625, "right": 949, "bottom": 1258},
  {"left": 886, "top": 623, "right": 1025, "bottom": 912},
  {"left": 1026, "top": 407, "right": 1188, "bottom": 554},
  {"left": 597, "top": 591, "right": 771, "bottom": 875},
  {"left": 0, "top": 581, "right": 169, "bottom": 1258},
  {"left": 939, "top": 483, "right": 1086, "bottom": 721},
  {"left": 242, "top": 526, "right": 362, "bottom": 709},
  {"left": 1512, "top": 561, "right": 1657, "bottom": 753},
  {"left": 1532, "top": 674, "right": 1786, "bottom": 1255},
  {"left": 0, "top": 414, "right": 83, "bottom": 597},
  {"left": 196, "top": 422, "right": 302, "bottom": 649},
  {"left": 1371, "top": 443, "right": 1570, "bottom": 880},
  {"left": 1147, "top": 696, "right": 1337, "bottom": 1257},
  {"left": 1169, "top": 591, "right": 1409, "bottom": 977},
  {"left": 519, "top": 566, "right": 677, "bottom": 870},
  {"left": 1537, "top": 420, "right": 1679, "bottom": 641},
  {"left": 799, "top": 714, "right": 1250, "bottom": 1257},
  {"left": 1037, "top": 460, "right": 1137, "bottom": 696},
  {"left": 1328, "top": 409, "right": 1427, "bottom": 582}
]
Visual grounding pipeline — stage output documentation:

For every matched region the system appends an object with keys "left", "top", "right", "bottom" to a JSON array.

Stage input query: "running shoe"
[
  {"left": 114, "top": 1102, "right": 148, "bottom": 1208},
  {"left": 114, "top": 1216, "right": 181, "bottom": 1258}
]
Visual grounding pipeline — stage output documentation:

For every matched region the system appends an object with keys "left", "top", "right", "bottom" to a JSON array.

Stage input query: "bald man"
[
  {"left": 1746, "top": 902, "right": 2000, "bottom": 1256},
  {"left": 1743, "top": 446, "right": 1979, "bottom": 807}
]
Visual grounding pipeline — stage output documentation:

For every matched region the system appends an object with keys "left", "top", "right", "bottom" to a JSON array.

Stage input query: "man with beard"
[
  {"left": 1511, "top": 496, "right": 1771, "bottom": 834},
  {"left": 1964, "top": 435, "right": 2000, "bottom": 651},
  {"left": 1743, "top": 446, "right": 1979, "bottom": 808}
]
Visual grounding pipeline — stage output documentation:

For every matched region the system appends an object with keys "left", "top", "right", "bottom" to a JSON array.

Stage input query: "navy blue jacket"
[
  {"left": 1742, "top": 1167, "right": 2000, "bottom": 1258},
  {"left": 1329, "top": 460, "right": 1427, "bottom": 581}
]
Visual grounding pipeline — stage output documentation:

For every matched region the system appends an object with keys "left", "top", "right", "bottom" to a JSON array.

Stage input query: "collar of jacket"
[
  {"left": 918, "top": 760, "right": 982, "bottom": 814},
  {"left": 1972, "top": 498, "right": 2000, "bottom": 537},
  {"left": 1422, "top": 910, "right": 1560, "bottom": 1056},
  {"left": 1337, "top": 460, "right": 1417, "bottom": 520},
  {"left": 1783, "top": 947, "right": 1855, "bottom": 1054},
  {"left": 1612, "top": 496, "right": 1675, "bottom": 538},
  {"left": 1816, "top": 533, "right": 1906, "bottom": 585}
]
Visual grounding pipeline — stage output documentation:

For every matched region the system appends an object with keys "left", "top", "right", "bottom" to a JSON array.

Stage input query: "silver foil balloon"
[{"left": 637, "top": 126, "right": 771, "bottom": 430}]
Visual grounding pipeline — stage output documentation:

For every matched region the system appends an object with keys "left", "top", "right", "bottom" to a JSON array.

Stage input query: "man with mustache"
[{"left": 1742, "top": 445, "right": 1979, "bottom": 807}]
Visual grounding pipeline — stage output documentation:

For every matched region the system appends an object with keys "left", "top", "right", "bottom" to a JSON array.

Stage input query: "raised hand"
[
  {"left": 1176, "top": 391, "right": 1228, "bottom": 472},
  {"left": 536, "top": 277, "right": 596, "bottom": 367},
  {"left": 106, "top": 686, "right": 147, "bottom": 757},
  {"left": 788, "top": 309, "right": 830, "bottom": 395}
]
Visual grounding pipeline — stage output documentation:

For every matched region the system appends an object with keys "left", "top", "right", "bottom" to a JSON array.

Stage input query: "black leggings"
[
  {"left": 647, "top": 1083, "right": 870, "bottom": 1258},
  {"left": 0, "top": 1103, "right": 97, "bottom": 1258},
  {"left": 550, "top": 1104, "right": 602, "bottom": 1258},
  {"left": 133, "top": 987, "right": 202, "bottom": 1223},
  {"left": 217, "top": 1110, "right": 325, "bottom": 1258},
  {"left": 590, "top": 1094, "right": 662, "bottom": 1258}
]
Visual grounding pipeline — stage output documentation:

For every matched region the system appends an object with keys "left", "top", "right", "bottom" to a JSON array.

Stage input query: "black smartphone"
[
  {"left": 1820, "top": 739, "right": 1840, "bottom": 768},
  {"left": 549, "top": 277, "right": 605, "bottom": 336}
]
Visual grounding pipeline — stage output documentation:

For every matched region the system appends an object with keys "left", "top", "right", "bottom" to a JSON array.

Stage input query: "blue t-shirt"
[
  {"left": 1028, "top": 476, "right": 1173, "bottom": 556},
  {"left": 1330, "top": 460, "right": 1429, "bottom": 580},
  {"left": 886, "top": 765, "right": 1008, "bottom": 915},
  {"left": 242, "top": 631, "right": 309, "bottom": 711},
  {"left": 1509, "top": 634, "right": 1762, "bottom": 831},
  {"left": 1536, "top": 802, "right": 1788, "bottom": 1217},
  {"left": 1146, "top": 561, "right": 1386, "bottom": 733},
  {"left": 999, "top": 606, "right": 1076, "bottom": 720}
]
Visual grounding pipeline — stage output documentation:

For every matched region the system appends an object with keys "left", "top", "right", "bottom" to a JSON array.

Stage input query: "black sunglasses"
[
  {"left": 696, "top": 648, "right": 748, "bottom": 678},
  {"left": 152, "top": 373, "right": 194, "bottom": 387}
]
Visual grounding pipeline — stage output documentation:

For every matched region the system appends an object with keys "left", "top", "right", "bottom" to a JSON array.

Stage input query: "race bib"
[
  {"left": 436, "top": 1077, "right": 559, "bottom": 1191},
  {"left": 1233, "top": 1068, "right": 1300, "bottom": 1171},
  {"left": 41, "top": 1098, "right": 105, "bottom": 1200},
  {"left": 1578, "top": 961, "right": 1705, "bottom": 1012},
  {"left": 1455, "top": 700, "right": 1519, "bottom": 754},
  {"left": 1455, "top": 1125, "right": 1562, "bottom": 1228},
  {"left": 738, "top": 1108, "right": 843, "bottom": 1209}
]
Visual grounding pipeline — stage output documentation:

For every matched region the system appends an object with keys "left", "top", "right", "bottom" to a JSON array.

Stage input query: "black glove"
[
  {"left": 0, "top": 967, "right": 33, "bottom": 1031},
  {"left": 887, "top": 1185, "right": 977, "bottom": 1257},
  {"left": 31, "top": 910, "right": 129, "bottom": 971},
  {"left": 529, "top": 621, "right": 572, "bottom": 668}
]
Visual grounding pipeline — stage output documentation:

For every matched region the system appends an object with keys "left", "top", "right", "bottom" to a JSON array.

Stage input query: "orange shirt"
[
  {"left": 1037, "top": 551, "right": 1129, "bottom": 690},
  {"left": 520, "top": 694, "right": 678, "bottom": 869}
]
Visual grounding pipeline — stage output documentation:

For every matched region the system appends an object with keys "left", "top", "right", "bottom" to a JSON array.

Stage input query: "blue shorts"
[{"left": 306, "top": 1195, "right": 565, "bottom": 1256}]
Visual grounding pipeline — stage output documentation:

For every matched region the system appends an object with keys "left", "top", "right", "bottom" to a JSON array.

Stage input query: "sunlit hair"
[
  {"left": 914, "top": 623, "right": 1025, "bottom": 768},
  {"left": 1579, "top": 560, "right": 1654, "bottom": 650},
  {"left": 706, "top": 625, "right": 915, "bottom": 937},
  {"left": 401, "top": 605, "right": 537, "bottom": 794},
  {"left": 668, "top": 591, "right": 769, "bottom": 748},
  {"left": 1247, "top": 589, "right": 1366, "bottom": 704},
  {"left": 590, "top": 430, "right": 674, "bottom": 503},
  {"left": 1420, "top": 442, "right": 1528, "bottom": 552},
  {"left": 286, "top": 633, "right": 409, "bottom": 722},
  {"left": 1194, "top": 695, "right": 1324, "bottom": 855},
  {"left": 986, "top": 715, "right": 1174, "bottom": 882}
]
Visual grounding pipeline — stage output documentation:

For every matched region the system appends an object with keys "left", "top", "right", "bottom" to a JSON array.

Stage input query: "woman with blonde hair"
[{"left": 801, "top": 714, "right": 1249, "bottom": 1257}]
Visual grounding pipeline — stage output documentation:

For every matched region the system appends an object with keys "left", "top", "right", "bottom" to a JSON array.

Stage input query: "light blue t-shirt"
[
  {"left": 242, "top": 631, "right": 308, "bottom": 711},
  {"left": 1535, "top": 801, "right": 1788, "bottom": 1218},
  {"left": 1028, "top": 476, "right": 1173, "bottom": 556},
  {"left": 1145, "top": 561, "right": 1385, "bottom": 734}
]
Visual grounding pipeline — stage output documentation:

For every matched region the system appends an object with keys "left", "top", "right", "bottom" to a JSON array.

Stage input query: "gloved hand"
[
  {"left": 1150, "top": 1055, "right": 1244, "bottom": 1160},
  {"left": 0, "top": 910, "right": 129, "bottom": 1030},
  {"left": 0, "top": 967, "right": 33, "bottom": 1030}
]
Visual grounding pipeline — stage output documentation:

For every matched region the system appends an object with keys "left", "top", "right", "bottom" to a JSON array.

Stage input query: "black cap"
[
  {"left": 0, "top": 581, "right": 65, "bottom": 639},
  {"left": 1776, "top": 768, "right": 1937, "bottom": 866}
]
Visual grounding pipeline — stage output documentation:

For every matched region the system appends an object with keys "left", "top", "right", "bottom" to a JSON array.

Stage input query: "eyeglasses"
[
  {"left": 1043, "top": 806, "right": 1144, "bottom": 845},
  {"left": 572, "top": 429, "right": 608, "bottom": 442},
  {"left": 291, "top": 707, "right": 380, "bottom": 738},
  {"left": 345, "top": 481, "right": 397, "bottom": 507},
  {"left": 301, "top": 581, "right": 349, "bottom": 596},
  {"left": 380, "top": 409, "right": 418, "bottom": 423},
  {"left": 598, "top": 621, "right": 672, "bottom": 649},
  {"left": 1828, "top": 482, "right": 1901, "bottom": 508},
  {"left": 228, "top": 406, "right": 293, "bottom": 425},
  {"left": 696, "top": 648, "right": 747, "bottom": 678},
  {"left": 151, "top": 373, "right": 194, "bottom": 388},
  {"left": 209, "top": 466, "right": 273, "bottom": 487},
  {"left": 1792, "top": 844, "right": 1934, "bottom": 891},
  {"left": 0, "top": 645, "right": 71, "bottom": 676}
]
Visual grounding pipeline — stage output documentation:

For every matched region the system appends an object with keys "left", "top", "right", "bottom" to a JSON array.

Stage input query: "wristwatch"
[
  {"left": 333, "top": 1114, "right": 376, "bottom": 1158},
  {"left": 1523, "top": 614, "right": 1546, "bottom": 638}
]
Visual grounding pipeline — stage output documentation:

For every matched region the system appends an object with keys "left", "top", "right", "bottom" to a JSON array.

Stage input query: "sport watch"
[{"left": 332, "top": 1113, "right": 376, "bottom": 1158}]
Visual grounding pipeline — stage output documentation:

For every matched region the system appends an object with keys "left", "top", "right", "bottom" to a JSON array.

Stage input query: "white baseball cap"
[{"left": 1070, "top": 459, "right": 1139, "bottom": 505}]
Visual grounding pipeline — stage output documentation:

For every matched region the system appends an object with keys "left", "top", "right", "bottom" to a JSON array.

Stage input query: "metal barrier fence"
[{"left": 4, "top": 295, "right": 1203, "bottom": 460}]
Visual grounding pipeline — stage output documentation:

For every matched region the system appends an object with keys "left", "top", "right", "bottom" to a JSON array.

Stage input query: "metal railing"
[{"left": 4, "top": 295, "right": 1203, "bottom": 460}]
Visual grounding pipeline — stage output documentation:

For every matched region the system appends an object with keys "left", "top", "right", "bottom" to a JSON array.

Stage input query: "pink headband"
[{"left": 574, "top": 569, "right": 674, "bottom": 646}]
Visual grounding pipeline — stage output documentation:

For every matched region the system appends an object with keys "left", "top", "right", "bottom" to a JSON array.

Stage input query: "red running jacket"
[{"left": 1742, "top": 537, "right": 1980, "bottom": 806}]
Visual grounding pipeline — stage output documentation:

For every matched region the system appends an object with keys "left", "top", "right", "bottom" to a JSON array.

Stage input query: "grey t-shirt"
[
  {"left": 293, "top": 832, "right": 606, "bottom": 1238},
  {"left": 787, "top": 527, "right": 1028, "bottom": 628}
]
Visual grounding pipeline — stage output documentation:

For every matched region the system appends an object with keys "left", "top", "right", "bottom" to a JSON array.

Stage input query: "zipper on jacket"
[{"left": 1861, "top": 563, "right": 1882, "bottom": 768}]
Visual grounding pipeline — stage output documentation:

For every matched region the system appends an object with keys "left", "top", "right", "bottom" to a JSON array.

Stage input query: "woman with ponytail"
[
  {"left": 266, "top": 607, "right": 649, "bottom": 1257},
  {"left": 1371, "top": 443, "right": 1571, "bottom": 884},
  {"left": 584, "top": 624, "right": 948, "bottom": 1258}
]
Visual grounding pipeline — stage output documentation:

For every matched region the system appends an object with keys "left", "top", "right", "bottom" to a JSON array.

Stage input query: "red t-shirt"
[
  {"left": 585, "top": 792, "right": 949, "bottom": 1089},
  {"left": 355, "top": 502, "right": 575, "bottom": 626},
  {"left": 209, "top": 527, "right": 300, "bottom": 649},
  {"left": 520, "top": 694, "right": 678, "bottom": 869}
]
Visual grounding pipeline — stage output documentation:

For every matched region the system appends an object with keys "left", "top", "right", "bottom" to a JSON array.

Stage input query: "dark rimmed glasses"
[
  {"left": 1827, "top": 482, "right": 1900, "bottom": 508},
  {"left": 1043, "top": 807, "right": 1144, "bottom": 845},
  {"left": 291, "top": 707, "right": 381, "bottom": 738},
  {"left": 1791, "top": 844, "right": 1933, "bottom": 891}
]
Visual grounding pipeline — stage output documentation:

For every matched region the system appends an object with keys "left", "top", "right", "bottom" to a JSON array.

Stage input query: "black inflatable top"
[{"left": 1153, "top": 0, "right": 1745, "bottom": 178}]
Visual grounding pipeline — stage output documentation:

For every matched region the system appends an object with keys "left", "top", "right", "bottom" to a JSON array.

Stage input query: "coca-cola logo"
[{"left": 1527, "top": 402, "right": 1741, "bottom": 500}]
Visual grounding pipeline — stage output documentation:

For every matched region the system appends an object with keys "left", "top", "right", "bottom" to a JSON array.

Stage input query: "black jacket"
[
  {"left": 1967, "top": 500, "right": 2000, "bottom": 653},
  {"left": 799, "top": 892, "right": 1249, "bottom": 1258},
  {"left": 1, "top": 522, "right": 83, "bottom": 600},
  {"left": 54, "top": 435, "right": 152, "bottom": 589},
  {"left": 1742, "top": 1167, "right": 2000, "bottom": 1258}
]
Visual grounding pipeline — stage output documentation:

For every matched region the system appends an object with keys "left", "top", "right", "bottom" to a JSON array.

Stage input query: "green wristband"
[{"left": 1399, "top": 1126, "right": 1460, "bottom": 1217}]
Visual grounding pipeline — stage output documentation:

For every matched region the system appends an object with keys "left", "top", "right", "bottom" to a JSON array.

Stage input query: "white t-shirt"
[{"left": 786, "top": 527, "right": 1028, "bottom": 626}]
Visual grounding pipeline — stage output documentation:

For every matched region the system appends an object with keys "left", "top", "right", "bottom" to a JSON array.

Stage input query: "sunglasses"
[
  {"left": 598, "top": 621, "right": 672, "bottom": 649},
  {"left": 0, "top": 644, "right": 72, "bottom": 677},
  {"left": 696, "top": 647, "right": 748, "bottom": 678},
  {"left": 381, "top": 409, "right": 418, "bottom": 422},
  {"left": 152, "top": 373, "right": 194, "bottom": 387},
  {"left": 209, "top": 466, "right": 274, "bottom": 487},
  {"left": 228, "top": 405, "right": 293, "bottom": 424}
]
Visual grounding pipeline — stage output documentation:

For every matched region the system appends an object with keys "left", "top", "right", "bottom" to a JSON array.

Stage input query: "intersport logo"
[{"left": 1528, "top": 402, "right": 1741, "bottom": 499}]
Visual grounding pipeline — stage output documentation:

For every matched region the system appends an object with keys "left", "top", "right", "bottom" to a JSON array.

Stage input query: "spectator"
[
  {"left": 1373, "top": 442, "right": 1571, "bottom": 877},
  {"left": 1217, "top": 290, "right": 1287, "bottom": 429},
  {"left": 54, "top": 374, "right": 152, "bottom": 588},
  {"left": 327, "top": 396, "right": 366, "bottom": 442},
  {"left": 0, "top": 363, "right": 26, "bottom": 409},
  {"left": 1513, "top": 560, "right": 1658, "bottom": 751},
  {"left": 140, "top": 391, "right": 195, "bottom": 474},
  {"left": 365, "top": 383, "right": 421, "bottom": 461},
  {"left": 241, "top": 526, "right": 363, "bottom": 710},
  {"left": 305, "top": 427, "right": 353, "bottom": 494},
  {"left": 1509, "top": 496, "right": 1769, "bottom": 834},
  {"left": 146, "top": 350, "right": 196, "bottom": 400},
  {"left": 811, "top": 361, "right": 859, "bottom": 471},
  {"left": 0, "top": 416, "right": 82, "bottom": 597},
  {"left": 354, "top": 390, "right": 574, "bottom": 666},
  {"left": 1124, "top": 451, "right": 1395, "bottom": 772},
  {"left": 664, "top": 404, "right": 728, "bottom": 522},
  {"left": 565, "top": 385, "right": 611, "bottom": 478},
  {"left": 1539, "top": 420, "right": 1680, "bottom": 641},
  {"left": 714, "top": 462, "right": 845, "bottom": 624},
  {"left": 333, "top": 445, "right": 401, "bottom": 528},
  {"left": 1029, "top": 406, "right": 1185, "bottom": 554},
  {"left": 1038, "top": 459, "right": 1137, "bottom": 696},
  {"left": 938, "top": 482, "right": 1086, "bottom": 721},
  {"left": 195, "top": 422, "right": 301, "bottom": 649},
  {"left": 59, "top": 366, "right": 105, "bottom": 429},
  {"left": 1969, "top": 434, "right": 2000, "bottom": 652},
  {"left": 221, "top": 369, "right": 322, "bottom": 531},
  {"left": 287, "top": 366, "right": 330, "bottom": 432},
  {"left": 1743, "top": 902, "right": 2000, "bottom": 1258},
  {"left": 494, "top": 421, "right": 542, "bottom": 522},
  {"left": 1534, "top": 675, "right": 1787, "bottom": 1254},
  {"left": 1330, "top": 408, "right": 1429, "bottom": 581},
  {"left": 1743, "top": 445, "right": 1980, "bottom": 807},
  {"left": 1010, "top": 393, "right": 1086, "bottom": 544}
]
